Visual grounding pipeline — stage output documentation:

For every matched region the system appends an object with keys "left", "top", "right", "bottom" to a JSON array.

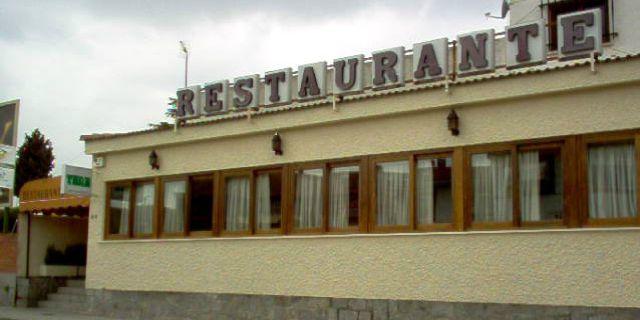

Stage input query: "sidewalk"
[{"left": 0, "top": 306, "right": 120, "bottom": 320}]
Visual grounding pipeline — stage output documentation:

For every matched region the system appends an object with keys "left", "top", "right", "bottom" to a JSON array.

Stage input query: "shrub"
[{"left": 44, "top": 243, "right": 87, "bottom": 266}]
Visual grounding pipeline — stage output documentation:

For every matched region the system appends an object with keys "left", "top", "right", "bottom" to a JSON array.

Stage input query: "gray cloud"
[{"left": 0, "top": 0, "right": 505, "bottom": 173}]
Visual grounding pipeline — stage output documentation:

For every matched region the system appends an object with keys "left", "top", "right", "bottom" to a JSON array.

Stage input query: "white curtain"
[
  {"left": 134, "top": 183, "right": 155, "bottom": 234},
  {"left": 377, "top": 161, "right": 409, "bottom": 226},
  {"left": 163, "top": 181, "right": 186, "bottom": 233},
  {"left": 110, "top": 187, "right": 130, "bottom": 234},
  {"left": 226, "top": 177, "right": 250, "bottom": 231},
  {"left": 255, "top": 173, "right": 272, "bottom": 230},
  {"left": 519, "top": 151, "right": 541, "bottom": 221},
  {"left": 472, "top": 153, "right": 512, "bottom": 222},
  {"left": 329, "top": 166, "right": 357, "bottom": 228},
  {"left": 416, "top": 159, "right": 434, "bottom": 224},
  {"left": 295, "top": 169, "right": 323, "bottom": 229},
  {"left": 588, "top": 144, "right": 637, "bottom": 219}
]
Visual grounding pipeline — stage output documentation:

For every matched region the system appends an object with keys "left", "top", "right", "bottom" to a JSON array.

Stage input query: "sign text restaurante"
[{"left": 176, "top": 9, "right": 604, "bottom": 120}]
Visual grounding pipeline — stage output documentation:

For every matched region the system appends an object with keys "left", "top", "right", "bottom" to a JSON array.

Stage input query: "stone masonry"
[{"left": 47, "top": 289, "right": 640, "bottom": 320}]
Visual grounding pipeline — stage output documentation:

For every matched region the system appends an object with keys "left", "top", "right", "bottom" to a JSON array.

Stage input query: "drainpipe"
[{"left": 25, "top": 213, "right": 30, "bottom": 278}]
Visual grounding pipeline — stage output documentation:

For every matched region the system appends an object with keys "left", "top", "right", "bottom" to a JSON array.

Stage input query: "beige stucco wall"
[
  {"left": 17, "top": 214, "right": 88, "bottom": 277},
  {"left": 84, "top": 58, "right": 640, "bottom": 307}
]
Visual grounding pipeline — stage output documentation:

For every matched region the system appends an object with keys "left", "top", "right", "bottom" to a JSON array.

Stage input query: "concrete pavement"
[{"left": 0, "top": 306, "right": 120, "bottom": 320}]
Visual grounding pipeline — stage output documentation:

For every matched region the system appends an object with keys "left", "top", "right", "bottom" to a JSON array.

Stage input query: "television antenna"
[{"left": 179, "top": 41, "right": 189, "bottom": 87}]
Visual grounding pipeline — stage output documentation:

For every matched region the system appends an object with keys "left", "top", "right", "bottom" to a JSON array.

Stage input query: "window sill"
[{"left": 98, "top": 226, "right": 640, "bottom": 244}]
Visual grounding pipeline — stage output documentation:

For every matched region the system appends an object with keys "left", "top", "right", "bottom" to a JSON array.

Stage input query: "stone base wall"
[
  {"left": 0, "top": 273, "right": 16, "bottom": 306},
  {"left": 15, "top": 277, "right": 65, "bottom": 307},
  {"left": 83, "top": 289, "right": 640, "bottom": 320}
]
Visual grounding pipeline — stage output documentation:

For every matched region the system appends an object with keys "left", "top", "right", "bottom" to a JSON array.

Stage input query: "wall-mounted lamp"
[
  {"left": 271, "top": 131, "right": 283, "bottom": 156},
  {"left": 149, "top": 150, "right": 160, "bottom": 170},
  {"left": 447, "top": 109, "right": 460, "bottom": 136}
]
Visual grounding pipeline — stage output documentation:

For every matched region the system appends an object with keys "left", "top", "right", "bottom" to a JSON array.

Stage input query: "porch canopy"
[{"left": 19, "top": 176, "right": 90, "bottom": 216}]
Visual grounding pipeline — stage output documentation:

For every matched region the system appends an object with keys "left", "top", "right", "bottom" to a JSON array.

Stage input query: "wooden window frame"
[
  {"left": 187, "top": 174, "right": 216, "bottom": 238},
  {"left": 289, "top": 162, "right": 327, "bottom": 235},
  {"left": 414, "top": 152, "right": 456, "bottom": 232},
  {"left": 104, "top": 181, "right": 134, "bottom": 240},
  {"left": 326, "top": 159, "right": 368, "bottom": 234},
  {"left": 465, "top": 139, "right": 571, "bottom": 230},
  {"left": 464, "top": 144, "right": 518, "bottom": 230},
  {"left": 517, "top": 142, "right": 567, "bottom": 229},
  {"left": 131, "top": 179, "right": 158, "bottom": 239},
  {"left": 102, "top": 129, "right": 640, "bottom": 241},
  {"left": 580, "top": 131, "right": 640, "bottom": 227},
  {"left": 253, "top": 168, "right": 285, "bottom": 236},
  {"left": 369, "top": 153, "right": 415, "bottom": 233},
  {"left": 219, "top": 170, "right": 253, "bottom": 237},
  {"left": 158, "top": 176, "right": 189, "bottom": 238}
]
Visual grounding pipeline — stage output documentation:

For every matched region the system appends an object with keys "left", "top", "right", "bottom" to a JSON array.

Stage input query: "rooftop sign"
[{"left": 176, "top": 9, "right": 603, "bottom": 120}]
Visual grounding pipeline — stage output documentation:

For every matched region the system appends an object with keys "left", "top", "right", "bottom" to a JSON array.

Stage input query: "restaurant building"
[{"left": 80, "top": 1, "right": 640, "bottom": 319}]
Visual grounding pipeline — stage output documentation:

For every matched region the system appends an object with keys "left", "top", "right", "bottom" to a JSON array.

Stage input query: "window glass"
[
  {"left": 329, "top": 165, "right": 359, "bottom": 228},
  {"left": 225, "top": 176, "right": 250, "bottom": 231},
  {"left": 255, "top": 171, "right": 282, "bottom": 231},
  {"left": 417, "top": 157, "right": 453, "bottom": 224},
  {"left": 519, "top": 149, "right": 563, "bottom": 221},
  {"left": 588, "top": 143, "right": 637, "bottom": 219},
  {"left": 133, "top": 182, "right": 155, "bottom": 234},
  {"left": 109, "top": 186, "right": 130, "bottom": 235},
  {"left": 163, "top": 180, "right": 186, "bottom": 233},
  {"left": 294, "top": 168, "right": 324, "bottom": 229},
  {"left": 472, "top": 153, "right": 512, "bottom": 222},
  {"left": 189, "top": 177, "right": 213, "bottom": 232},
  {"left": 376, "top": 161, "right": 409, "bottom": 226}
]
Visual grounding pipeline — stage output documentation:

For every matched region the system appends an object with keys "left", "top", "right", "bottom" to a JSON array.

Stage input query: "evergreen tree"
[{"left": 14, "top": 129, "right": 54, "bottom": 195}]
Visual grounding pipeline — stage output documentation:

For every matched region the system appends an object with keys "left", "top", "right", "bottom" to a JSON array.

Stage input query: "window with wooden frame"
[
  {"left": 581, "top": 132, "right": 639, "bottom": 226},
  {"left": 289, "top": 160, "right": 366, "bottom": 234},
  {"left": 132, "top": 181, "right": 156, "bottom": 238},
  {"left": 105, "top": 183, "right": 132, "bottom": 239},
  {"left": 188, "top": 175, "right": 215, "bottom": 235},
  {"left": 160, "top": 178, "right": 187, "bottom": 237},
  {"left": 466, "top": 141, "right": 567, "bottom": 229},
  {"left": 546, "top": 0, "right": 611, "bottom": 51},
  {"left": 291, "top": 164, "right": 326, "bottom": 233},
  {"left": 159, "top": 175, "right": 215, "bottom": 237},
  {"left": 218, "top": 168, "right": 285, "bottom": 235},
  {"left": 328, "top": 161, "right": 365, "bottom": 233},
  {"left": 370, "top": 152, "right": 455, "bottom": 233},
  {"left": 254, "top": 169, "right": 284, "bottom": 235},
  {"left": 415, "top": 154, "right": 454, "bottom": 231},
  {"left": 221, "top": 171, "right": 252, "bottom": 235}
]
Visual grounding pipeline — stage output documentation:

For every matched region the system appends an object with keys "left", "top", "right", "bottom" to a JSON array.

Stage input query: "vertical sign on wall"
[
  {"left": 297, "top": 62, "right": 327, "bottom": 100},
  {"left": 176, "top": 86, "right": 201, "bottom": 119},
  {"left": 333, "top": 55, "right": 365, "bottom": 95},
  {"left": 372, "top": 47, "right": 405, "bottom": 89},
  {"left": 202, "top": 80, "right": 229, "bottom": 115},
  {"left": 413, "top": 38, "right": 449, "bottom": 82},
  {"left": 264, "top": 68, "right": 292, "bottom": 106},
  {"left": 557, "top": 8, "right": 603, "bottom": 60},
  {"left": 457, "top": 29, "right": 495, "bottom": 76},
  {"left": 506, "top": 20, "right": 547, "bottom": 69}
]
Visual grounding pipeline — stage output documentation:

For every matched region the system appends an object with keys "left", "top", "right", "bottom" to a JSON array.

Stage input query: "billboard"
[
  {"left": 0, "top": 100, "right": 19, "bottom": 147},
  {"left": 61, "top": 165, "right": 92, "bottom": 196},
  {"left": 0, "top": 100, "right": 20, "bottom": 207}
]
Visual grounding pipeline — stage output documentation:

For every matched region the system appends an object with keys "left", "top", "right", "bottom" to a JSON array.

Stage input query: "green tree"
[{"left": 14, "top": 129, "right": 54, "bottom": 195}]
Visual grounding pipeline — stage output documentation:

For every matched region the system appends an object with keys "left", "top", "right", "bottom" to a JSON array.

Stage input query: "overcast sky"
[{"left": 0, "top": 0, "right": 506, "bottom": 173}]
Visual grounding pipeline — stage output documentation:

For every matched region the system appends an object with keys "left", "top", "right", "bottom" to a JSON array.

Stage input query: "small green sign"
[{"left": 66, "top": 174, "right": 91, "bottom": 188}]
